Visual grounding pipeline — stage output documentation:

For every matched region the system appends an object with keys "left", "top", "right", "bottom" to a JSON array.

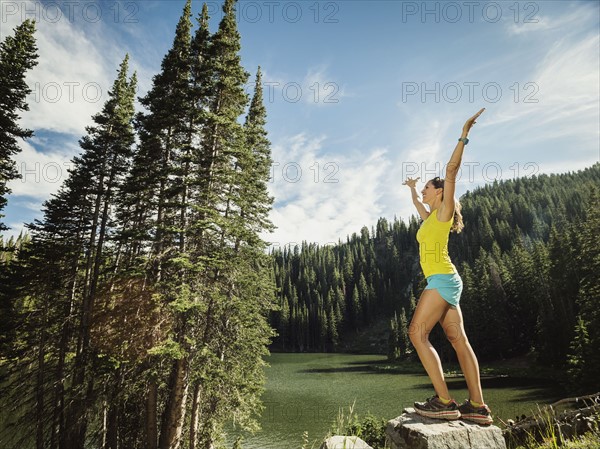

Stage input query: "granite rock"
[
  {"left": 385, "top": 407, "right": 507, "bottom": 449},
  {"left": 320, "top": 435, "right": 374, "bottom": 449}
]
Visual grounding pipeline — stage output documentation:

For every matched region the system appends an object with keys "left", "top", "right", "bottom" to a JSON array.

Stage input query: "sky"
[{"left": 1, "top": 0, "right": 599, "bottom": 248}]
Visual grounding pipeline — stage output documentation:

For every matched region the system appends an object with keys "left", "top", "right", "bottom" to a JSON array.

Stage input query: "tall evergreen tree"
[
  {"left": 0, "top": 233, "right": 29, "bottom": 364},
  {"left": 66, "top": 54, "right": 137, "bottom": 448},
  {"left": 0, "top": 19, "right": 38, "bottom": 231},
  {"left": 188, "top": 51, "right": 277, "bottom": 446},
  {"left": 113, "top": 1, "right": 278, "bottom": 447},
  {"left": 0, "top": 55, "right": 137, "bottom": 449},
  {"left": 567, "top": 188, "right": 600, "bottom": 391},
  {"left": 116, "top": 3, "right": 196, "bottom": 448}
]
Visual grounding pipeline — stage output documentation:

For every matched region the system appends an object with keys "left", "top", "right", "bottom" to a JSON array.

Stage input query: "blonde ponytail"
[
  {"left": 430, "top": 176, "right": 464, "bottom": 233},
  {"left": 452, "top": 200, "right": 464, "bottom": 234}
]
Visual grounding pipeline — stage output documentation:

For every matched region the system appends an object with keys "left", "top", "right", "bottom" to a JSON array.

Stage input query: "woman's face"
[{"left": 422, "top": 181, "right": 442, "bottom": 204}]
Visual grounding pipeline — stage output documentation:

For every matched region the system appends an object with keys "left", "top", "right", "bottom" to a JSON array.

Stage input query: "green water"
[{"left": 227, "top": 353, "right": 564, "bottom": 449}]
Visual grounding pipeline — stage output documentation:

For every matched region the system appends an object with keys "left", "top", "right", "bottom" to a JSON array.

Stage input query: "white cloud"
[
  {"left": 6, "top": 139, "right": 75, "bottom": 199},
  {"left": 264, "top": 133, "right": 391, "bottom": 246},
  {"left": 265, "top": 125, "right": 481, "bottom": 247},
  {"left": 482, "top": 31, "right": 599, "bottom": 153},
  {"left": 257, "top": 65, "right": 349, "bottom": 107},
  {"left": 506, "top": 3, "right": 597, "bottom": 37},
  {"left": 301, "top": 65, "right": 349, "bottom": 107},
  {"left": 1, "top": 223, "right": 28, "bottom": 241},
  {"left": 1, "top": 1, "right": 157, "bottom": 233},
  {"left": 507, "top": 15, "right": 553, "bottom": 36},
  {"left": 2, "top": 1, "right": 142, "bottom": 137},
  {"left": 2, "top": 136, "right": 76, "bottom": 240},
  {"left": 487, "top": 3, "right": 599, "bottom": 169}
]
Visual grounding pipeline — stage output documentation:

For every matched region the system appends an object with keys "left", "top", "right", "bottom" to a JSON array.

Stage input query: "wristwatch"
[{"left": 458, "top": 137, "right": 469, "bottom": 145}]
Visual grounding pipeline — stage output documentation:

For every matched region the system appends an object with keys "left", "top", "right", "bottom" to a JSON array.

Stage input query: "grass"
[
  {"left": 319, "top": 394, "right": 600, "bottom": 449},
  {"left": 522, "top": 433, "right": 600, "bottom": 449},
  {"left": 322, "top": 401, "right": 389, "bottom": 449},
  {"left": 512, "top": 415, "right": 600, "bottom": 449},
  {"left": 319, "top": 407, "right": 600, "bottom": 449}
]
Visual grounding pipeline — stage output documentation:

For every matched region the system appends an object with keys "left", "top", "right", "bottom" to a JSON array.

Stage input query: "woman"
[{"left": 403, "top": 108, "right": 493, "bottom": 425}]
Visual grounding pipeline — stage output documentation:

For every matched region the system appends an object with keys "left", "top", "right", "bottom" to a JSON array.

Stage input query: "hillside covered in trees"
[{"left": 269, "top": 164, "right": 600, "bottom": 392}]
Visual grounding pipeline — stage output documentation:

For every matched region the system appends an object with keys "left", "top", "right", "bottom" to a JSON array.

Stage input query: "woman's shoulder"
[{"left": 434, "top": 205, "right": 454, "bottom": 223}]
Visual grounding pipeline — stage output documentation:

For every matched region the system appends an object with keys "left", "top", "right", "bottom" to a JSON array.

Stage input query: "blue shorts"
[{"left": 424, "top": 273, "right": 463, "bottom": 307}]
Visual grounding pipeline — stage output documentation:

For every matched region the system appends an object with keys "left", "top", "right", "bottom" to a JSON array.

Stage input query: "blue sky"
[{"left": 1, "top": 0, "right": 599, "bottom": 246}]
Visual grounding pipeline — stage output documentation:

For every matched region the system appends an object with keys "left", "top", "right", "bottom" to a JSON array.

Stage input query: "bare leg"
[
  {"left": 439, "top": 305, "right": 484, "bottom": 404},
  {"left": 409, "top": 289, "right": 453, "bottom": 400}
]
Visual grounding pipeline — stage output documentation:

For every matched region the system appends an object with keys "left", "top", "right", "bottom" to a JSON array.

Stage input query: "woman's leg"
[
  {"left": 409, "top": 288, "right": 452, "bottom": 400},
  {"left": 439, "top": 305, "right": 484, "bottom": 404}
]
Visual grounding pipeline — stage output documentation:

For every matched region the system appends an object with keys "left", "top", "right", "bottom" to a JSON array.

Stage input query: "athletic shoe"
[
  {"left": 458, "top": 399, "right": 494, "bottom": 425},
  {"left": 413, "top": 395, "right": 461, "bottom": 420}
]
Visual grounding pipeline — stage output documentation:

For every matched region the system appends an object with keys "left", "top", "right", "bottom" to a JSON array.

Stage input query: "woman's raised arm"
[
  {"left": 403, "top": 176, "right": 429, "bottom": 221},
  {"left": 439, "top": 108, "right": 485, "bottom": 221}
]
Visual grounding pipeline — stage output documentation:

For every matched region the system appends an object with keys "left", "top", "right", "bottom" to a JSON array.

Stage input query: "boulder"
[
  {"left": 320, "top": 435, "right": 373, "bottom": 449},
  {"left": 385, "top": 408, "right": 507, "bottom": 449}
]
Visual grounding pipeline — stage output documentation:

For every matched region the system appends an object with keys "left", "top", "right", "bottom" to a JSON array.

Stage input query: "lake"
[{"left": 226, "top": 353, "right": 564, "bottom": 449}]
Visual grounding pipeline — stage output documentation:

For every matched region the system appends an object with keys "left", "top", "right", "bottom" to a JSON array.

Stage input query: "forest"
[{"left": 1, "top": 0, "right": 599, "bottom": 448}]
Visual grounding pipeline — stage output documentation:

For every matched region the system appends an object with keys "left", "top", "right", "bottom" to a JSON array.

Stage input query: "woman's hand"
[
  {"left": 404, "top": 176, "right": 428, "bottom": 218},
  {"left": 462, "top": 107, "right": 485, "bottom": 136},
  {"left": 403, "top": 176, "right": 420, "bottom": 188}
]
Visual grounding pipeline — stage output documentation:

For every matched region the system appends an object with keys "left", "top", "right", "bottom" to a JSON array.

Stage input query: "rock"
[
  {"left": 320, "top": 435, "right": 373, "bottom": 449},
  {"left": 385, "top": 407, "right": 507, "bottom": 449}
]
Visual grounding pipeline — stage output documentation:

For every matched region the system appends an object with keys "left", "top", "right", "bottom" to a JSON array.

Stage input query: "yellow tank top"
[{"left": 416, "top": 209, "right": 457, "bottom": 278}]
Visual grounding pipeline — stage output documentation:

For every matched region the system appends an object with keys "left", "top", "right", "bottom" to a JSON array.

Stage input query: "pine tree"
[
  {"left": 327, "top": 303, "right": 339, "bottom": 350},
  {"left": 136, "top": 0, "right": 193, "bottom": 280},
  {"left": 567, "top": 317, "right": 592, "bottom": 392},
  {"left": 279, "top": 295, "right": 291, "bottom": 350},
  {"left": 567, "top": 188, "right": 600, "bottom": 392},
  {"left": 350, "top": 285, "right": 361, "bottom": 330},
  {"left": 119, "top": 3, "right": 196, "bottom": 448},
  {"left": 240, "top": 67, "right": 275, "bottom": 242},
  {"left": 504, "top": 240, "right": 539, "bottom": 356},
  {"left": 114, "top": 1, "right": 278, "bottom": 447},
  {"left": 388, "top": 312, "right": 400, "bottom": 361},
  {"left": 27, "top": 164, "right": 96, "bottom": 449},
  {"left": 0, "top": 53, "right": 137, "bottom": 449},
  {"left": 77, "top": 56, "right": 138, "bottom": 448},
  {"left": 0, "top": 233, "right": 29, "bottom": 355},
  {"left": 536, "top": 230, "right": 576, "bottom": 365},
  {"left": 41, "top": 54, "right": 138, "bottom": 449},
  {"left": 397, "top": 308, "right": 409, "bottom": 359},
  {"left": 0, "top": 19, "right": 38, "bottom": 231}
]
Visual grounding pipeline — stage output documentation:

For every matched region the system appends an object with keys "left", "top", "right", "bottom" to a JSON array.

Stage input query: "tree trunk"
[
  {"left": 35, "top": 305, "right": 47, "bottom": 449},
  {"left": 105, "top": 401, "right": 118, "bottom": 449},
  {"left": 66, "top": 157, "right": 106, "bottom": 449},
  {"left": 153, "top": 127, "right": 173, "bottom": 283},
  {"left": 158, "top": 357, "right": 190, "bottom": 449},
  {"left": 64, "top": 222, "right": 90, "bottom": 449},
  {"left": 189, "top": 382, "right": 202, "bottom": 449},
  {"left": 89, "top": 150, "right": 118, "bottom": 306},
  {"left": 205, "top": 95, "right": 222, "bottom": 196},
  {"left": 55, "top": 259, "right": 79, "bottom": 449},
  {"left": 146, "top": 377, "right": 158, "bottom": 449},
  {"left": 105, "top": 368, "right": 120, "bottom": 449},
  {"left": 78, "top": 154, "right": 106, "bottom": 359}
]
